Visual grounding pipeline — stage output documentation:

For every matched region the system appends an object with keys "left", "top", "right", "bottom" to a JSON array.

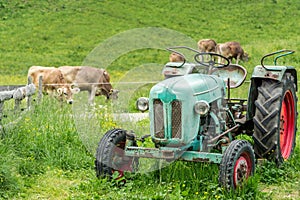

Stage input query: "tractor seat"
[{"left": 211, "top": 64, "right": 247, "bottom": 88}]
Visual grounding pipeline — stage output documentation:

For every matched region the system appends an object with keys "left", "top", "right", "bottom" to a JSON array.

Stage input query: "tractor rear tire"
[
  {"left": 219, "top": 140, "right": 255, "bottom": 190},
  {"left": 253, "top": 73, "right": 297, "bottom": 165},
  {"left": 95, "top": 128, "right": 138, "bottom": 179}
]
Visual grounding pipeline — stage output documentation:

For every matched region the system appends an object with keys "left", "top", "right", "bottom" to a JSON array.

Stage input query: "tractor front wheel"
[
  {"left": 253, "top": 73, "right": 297, "bottom": 165},
  {"left": 219, "top": 140, "right": 255, "bottom": 190},
  {"left": 95, "top": 128, "right": 138, "bottom": 180}
]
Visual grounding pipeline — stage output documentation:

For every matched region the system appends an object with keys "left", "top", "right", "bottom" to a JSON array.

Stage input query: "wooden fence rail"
[{"left": 0, "top": 85, "right": 26, "bottom": 92}]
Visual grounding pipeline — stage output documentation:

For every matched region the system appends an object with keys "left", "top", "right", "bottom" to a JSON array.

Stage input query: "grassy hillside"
[
  {"left": 1, "top": 0, "right": 300, "bottom": 83},
  {"left": 1, "top": 0, "right": 300, "bottom": 199}
]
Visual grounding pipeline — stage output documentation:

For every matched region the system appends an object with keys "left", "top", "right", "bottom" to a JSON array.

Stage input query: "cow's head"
[
  {"left": 242, "top": 52, "right": 249, "bottom": 62},
  {"left": 106, "top": 88, "right": 119, "bottom": 100},
  {"left": 169, "top": 52, "right": 185, "bottom": 62},
  {"left": 57, "top": 85, "right": 80, "bottom": 104},
  {"left": 95, "top": 85, "right": 119, "bottom": 101},
  {"left": 95, "top": 69, "right": 119, "bottom": 101}
]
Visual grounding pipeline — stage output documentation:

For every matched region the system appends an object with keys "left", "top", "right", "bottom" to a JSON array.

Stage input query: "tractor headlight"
[
  {"left": 194, "top": 100, "right": 210, "bottom": 116},
  {"left": 136, "top": 97, "right": 149, "bottom": 112}
]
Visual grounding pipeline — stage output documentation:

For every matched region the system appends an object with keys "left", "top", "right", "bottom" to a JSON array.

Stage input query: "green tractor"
[{"left": 95, "top": 47, "right": 297, "bottom": 190}]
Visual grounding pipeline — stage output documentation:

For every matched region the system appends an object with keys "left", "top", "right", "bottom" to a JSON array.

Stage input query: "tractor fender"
[
  {"left": 247, "top": 65, "right": 297, "bottom": 121},
  {"left": 251, "top": 65, "right": 297, "bottom": 84}
]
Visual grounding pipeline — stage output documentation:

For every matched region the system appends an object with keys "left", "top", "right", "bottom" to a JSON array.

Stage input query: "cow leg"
[
  {"left": 218, "top": 56, "right": 222, "bottom": 64},
  {"left": 89, "top": 85, "right": 96, "bottom": 105},
  {"left": 236, "top": 55, "right": 240, "bottom": 64},
  {"left": 217, "top": 47, "right": 223, "bottom": 64}
]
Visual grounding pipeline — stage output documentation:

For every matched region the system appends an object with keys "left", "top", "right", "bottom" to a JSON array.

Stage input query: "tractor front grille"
[
  {"left": 171, "top": 100, "right": 182, "bottom": 138},
  {"left": 154, "top": 99, "right": 164, "bottom": 138},
  {"left": 153, "top": 99, "right": 182, "bottom": 139}
]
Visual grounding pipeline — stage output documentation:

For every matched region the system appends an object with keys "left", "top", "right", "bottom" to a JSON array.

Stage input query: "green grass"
[
  {"left": 1, "top": 0, "right": 300, "bottom": 82},
  {"left": 1, "top": 0, "right": 300, "bottom": 199},
  {"left": 1, "top": 94, "right": 300, "bottom": 199}
]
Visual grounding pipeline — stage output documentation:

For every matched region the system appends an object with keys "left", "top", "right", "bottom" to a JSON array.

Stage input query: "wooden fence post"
[
  {"left": 0, "top": 91, "right": 14, "bottom": 117},
  {"left": 0, "top": 98, "right": 5, "bottom": 138},
  {"left": 0, "top": 101, "right": 3, "bottom": 135},
  {"left": 14, "top": 100, "right": 20, "bottom": 113},
  {"left": 27, "top": 76, "right": 32, "bottom": 109},
  {"left": 13, "top": 88, "right": 22, "bottom": 113},
  {"left": 0, "top": 101, "right": 3, "bottom": 122}
]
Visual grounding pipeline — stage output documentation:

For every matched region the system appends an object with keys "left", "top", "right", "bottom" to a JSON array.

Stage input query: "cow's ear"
[
  {"left": 71, "top": 83, "right": 79, "bottom": 89},
  {"left": 71, "top": 87, "right": 80, "bottom": 94},
  {"left": 103, "top": 70, "right": 110, "bottom": 82},
  {"left": 57, "top": 88, "right": 63, "bottom": 95}
]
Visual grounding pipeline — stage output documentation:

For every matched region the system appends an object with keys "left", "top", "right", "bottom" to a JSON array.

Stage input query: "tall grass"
[
  {"left": 1, "top": 94, "right": 299, "bottom": 199},
  {"left": 0, "top": 97, "right": 94, "bottom": 198},
  {"left": 1, "top": 95, "right": 297, "bottom": 199},
  {"left": 0, "top": 141, "right": 20, "bottom": 198}
]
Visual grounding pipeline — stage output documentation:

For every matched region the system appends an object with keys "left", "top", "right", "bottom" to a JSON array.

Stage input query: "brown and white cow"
[
  {"left": 28, "top": 66, "right": 80, "bottom": 104},
  {"left": 58, "top": 66, "right": 118, "bottom": 104},
  {"left": 216, "top": 41, "right": 249, "bottom": 64},
  {"left": 197, "top": 39, "right": 217, "bottom": 53}
]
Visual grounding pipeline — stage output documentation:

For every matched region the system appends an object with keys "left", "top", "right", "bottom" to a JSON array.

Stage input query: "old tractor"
[{"left": 95, "top": 47, "right": 297, "bottom": 190}]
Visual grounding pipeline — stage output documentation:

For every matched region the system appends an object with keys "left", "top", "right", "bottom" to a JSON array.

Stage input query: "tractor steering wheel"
[{"left": 194, "top": 52, "right": 230, "bottom": 69}]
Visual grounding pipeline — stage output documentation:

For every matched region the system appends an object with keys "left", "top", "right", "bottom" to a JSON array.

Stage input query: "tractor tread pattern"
[
  {"left": 253, "top": 79, "right": 282, "bottom": 159},
  {"left": 219, "top": 140, "right": 255, "bottom": 190},
  {"left": 95, "top": 128, "right": 125, "bottom": 177},
  {"left": 253, "top": 73, "right": 297, "bottom": 163}
]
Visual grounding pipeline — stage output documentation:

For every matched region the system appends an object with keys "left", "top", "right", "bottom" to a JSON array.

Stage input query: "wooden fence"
[{"left": 0, "top": 79, "right": 36, "bottom": 132}]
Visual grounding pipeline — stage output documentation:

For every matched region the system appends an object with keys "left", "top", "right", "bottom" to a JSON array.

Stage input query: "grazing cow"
[
  {"left": 169, "top": 52, "right": 185, "bottom": 62},
  {"left": 28, "top": 66, "right": 80, "bottom": 104},
  {"left": 216, "top": 41, "right": 249, "bottom": 64},
  {"left": 58, "top": 66, "right": 118, "bottom": 104},
  {"left": 197, "top": 39, "right": 217, "bottom": 53}
]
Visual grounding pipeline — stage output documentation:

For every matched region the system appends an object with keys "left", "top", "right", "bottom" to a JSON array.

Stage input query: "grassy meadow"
[{"left": 1, "top": 0, "right": 300, "bottom": 199}]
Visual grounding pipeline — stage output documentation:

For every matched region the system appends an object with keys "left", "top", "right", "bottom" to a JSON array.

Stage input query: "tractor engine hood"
[
  {"left": 149, "top": 73, "right": 226, "bottom": 146},
  {"left": 150, "top": 73, "right": 226, "bottom": 103}
]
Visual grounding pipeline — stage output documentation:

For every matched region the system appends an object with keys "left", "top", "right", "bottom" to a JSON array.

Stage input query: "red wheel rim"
[
  {"left": 233, "top": 152, "right": 252, "bottom": 188},
  {"left": 112, "top": 141, "right": 134, "bottom": 179},
  {"left": 280, "top": 90, "right": 295, "bottom": 159}
]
